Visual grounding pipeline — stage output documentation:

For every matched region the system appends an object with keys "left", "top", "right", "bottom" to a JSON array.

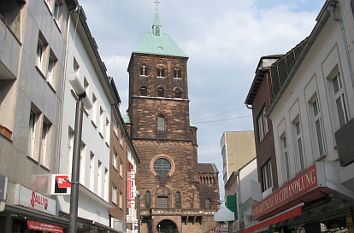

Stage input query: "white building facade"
[
  {"left": 246, "top": 1, "right": 354, "bottom": 232},
  {"left": 57, "top": 6, "right": 118, "bottom": 231}
]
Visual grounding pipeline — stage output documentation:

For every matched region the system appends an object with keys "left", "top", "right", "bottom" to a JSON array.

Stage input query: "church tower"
[{"left": 126, "top": 5, "right": 219, "bottom": 233}]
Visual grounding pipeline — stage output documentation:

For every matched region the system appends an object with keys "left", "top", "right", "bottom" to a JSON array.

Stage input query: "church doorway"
[{"left": 156, "top": 219, "right": 178, "bottom": 233}]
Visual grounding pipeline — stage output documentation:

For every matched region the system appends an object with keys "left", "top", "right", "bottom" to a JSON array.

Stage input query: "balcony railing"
[
  {"left": 140, "top": 208, "right": 215, "bottom": 216},
  {"left": 0, "top": 17, "right": 21, "bottom": 80}
]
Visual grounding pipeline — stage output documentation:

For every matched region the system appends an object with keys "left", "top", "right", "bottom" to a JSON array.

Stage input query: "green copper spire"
[
  {"left": 152, "top": 13, "right": 161, "bottom": 36},
  {"left": 133, "top": 2, "right": 188, "bottom": 58}
]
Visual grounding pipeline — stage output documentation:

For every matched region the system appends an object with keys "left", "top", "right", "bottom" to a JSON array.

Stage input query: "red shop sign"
[
  {"left": 27, "top": 220, "right": 64, "bottom": 233},
  {"left": 252, "top": 164, "right": 318, "bottom": 219}
]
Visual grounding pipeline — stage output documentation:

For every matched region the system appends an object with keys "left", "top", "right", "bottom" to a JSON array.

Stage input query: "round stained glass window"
[{"left": 153, "top": 158, "right": 171, "bottom": 176}]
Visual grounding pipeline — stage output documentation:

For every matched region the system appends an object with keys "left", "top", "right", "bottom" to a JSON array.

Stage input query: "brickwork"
[
  {"left": 251, "top": 72, "right": 279, "bottom": 190},
  {"left": 109, "top": 110, "right": 128, "bottom": 221},
  {"left": 127, "top": 52, "right": 219, "bottom": 232}
]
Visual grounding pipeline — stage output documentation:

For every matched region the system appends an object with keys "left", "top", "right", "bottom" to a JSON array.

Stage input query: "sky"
[{"left": 79, "top": 0, "right": 324, "bottom": 201}]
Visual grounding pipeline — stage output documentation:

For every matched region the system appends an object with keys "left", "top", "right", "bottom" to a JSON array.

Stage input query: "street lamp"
[
  {"left": 136, "top": 191, "right": 142, "bottom": 233},
  {"left": 68, "top": 76, "right": 92, "bottom": 233}
]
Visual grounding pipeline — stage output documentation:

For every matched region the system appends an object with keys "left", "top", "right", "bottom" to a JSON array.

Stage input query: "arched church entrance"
[{"left": 156, "top": 219, "right": 178, "bottom": 233}]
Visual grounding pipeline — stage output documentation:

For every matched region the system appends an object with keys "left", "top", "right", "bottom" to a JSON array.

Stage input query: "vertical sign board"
[
  {"left": 0, "top": 176, "right": 8, "bottom": 200},
  {"left": 127, "top": 164, "right": 135, "bottom": 209}
]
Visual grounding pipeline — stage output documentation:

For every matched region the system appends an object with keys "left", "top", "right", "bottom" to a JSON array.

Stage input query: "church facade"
[{"left": 125, "top": 12, "right": 220, "bottom": 233}]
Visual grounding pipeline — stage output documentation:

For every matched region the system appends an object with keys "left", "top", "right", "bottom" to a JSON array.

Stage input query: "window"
[
  {"left": 99, "top": 107, "right": 104, "bottom": 134},
  {"left": 84, "top": 78, "right": 89, "bottom": 96},
  {"left": 68, "top": 128, "right": 74, "bottom": 174},
  {"left": 157, "top": 115, "right": 165, "bottom": 132},
  {"left": 98, "top": 160, "right": 102, "bottom": 195},
  {"left": 40, "top": 120, "right": 51, "bottom": 168},
  {"left": 331, "top": 72, "right": 348, "bottom": 128},
  {"left": 292, "top": 118, "right": 305, "bottom": 171},
  {"left": 73, "top": 58, "right": 80, "bottom": 76},
  {"left": 119, "top": 160, "right": 123, "bottom": 177},
  {"left": 174, "top": 88, "right": 182, "bottom": 99},
  {"left": 157, "top": 86, "right": 165, "bottom": 97},
  {"left": 157, "top": 67, "right": 165, "bottom": 78},
  {"left": 261, "top": 160, "right": 273, "bottom": 192},
  {"left": 204, "top": 198, "right": 211, "bottom": 209},
  {"left": 310, "top": 96, "right": 326, "bottom": 157},
  {"left": 92, "top": 93, "right": 97, "bottom": 124},
  {"left": 104, "top": 168, "right": 108, "bottom": 200},
  {"left": 112, "top": 185, "right": 118, "bottom": 205},
  {"left": 28, "top": 109, "right": 40, "bottom": 160},
  {"left": 145, "top": 191, "right": 151, "bottom": 208},
  {"left": 46, "top": 51, "right": 57, "bottom": 88},
  {"left": 79, "top": 141, "right": 86, "bottom": 184},
  {"left": 113, "top": 150, "right": 118, "bottom": 170},
  {"left": 36, "top": 34, "right": 47, "bottom": 72},
  {"left": 175, "top": 192, "right": 181, "bottom": 209},
  {"left": 89, "top": 152, "right": 95, "bottom": 190},
  {"left": 157, "top": 196, "right": 169, "bottom": 208},
  {"left": 140, "top": 65, "right": 148, "bottom": 76},
  {"left": 257, "top": 107, "right": 268, "bottom": 142},
  {"left": 173, "top": 68, "right": 181, "bottom": 78},
  {"left": 280, "top": 133, "right": 290, "bottom": 180},
  {"left": 153, "top": 158, "right": 171, "bottom": 176},
  {"left": 140, "top": 86, "right": 148, "bottom": 96},
  {"left": 105, "top": 118, "right": 110, "bottom": 141},
  {"left": 53, "top": 0, "right": 63, "bottom": 24},
  {"left": 119, "top": 192, "right": 123, "bottom": 209}
]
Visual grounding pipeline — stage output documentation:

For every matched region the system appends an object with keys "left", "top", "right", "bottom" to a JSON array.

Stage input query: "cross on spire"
[{"left": 153, "top": 0, "right": 160, "bottom": 12}]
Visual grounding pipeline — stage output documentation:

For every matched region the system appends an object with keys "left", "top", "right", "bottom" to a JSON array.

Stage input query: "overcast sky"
[{"left": 79, "top": 0, "right": 324, "bottom": 200}]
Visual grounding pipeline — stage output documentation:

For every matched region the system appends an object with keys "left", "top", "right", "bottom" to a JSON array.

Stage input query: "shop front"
[
  {"left": 244, "top": 162, "right": 354, "bottom": 233},
  {"left": 0, "top": 184, "right": 67, "bottom": 233}
]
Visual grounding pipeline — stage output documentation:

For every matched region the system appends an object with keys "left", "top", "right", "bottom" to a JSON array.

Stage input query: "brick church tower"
[{"left": 126, "top": 10, "right": 219, "bottom": 233}]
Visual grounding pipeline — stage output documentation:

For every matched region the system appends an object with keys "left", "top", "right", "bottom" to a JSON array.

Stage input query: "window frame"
[
  {"left": 330, "top": 72, "right": 349, "bottom": 129},
  {"left": 257, "top": 107, "right": 268, "bottom": 142},
  {"left": 292, "top": 117, "right": 305, "bottom": 172},
  {"left": 309, "top": 95, "right": 327, "bottom": 158},
  {"left": 156, "top": 67, "right": 166, "bottom": 78},
  {"left": 157, "top": 86, "right": 165, "bottom": 97},
  {"left": 140, "top": 65, "right": 148, "bottom": 77},
  {"left": 173, "top": 68, "right": 182, "bottom": 79},
  {"left": 280, "top": 133, "right": 290, "bottom": 180},
  {"left": 261, "top": 160, "right": 273, "bottom": 192}
]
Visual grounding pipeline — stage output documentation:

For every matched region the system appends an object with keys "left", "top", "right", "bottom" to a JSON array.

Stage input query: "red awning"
[
  {"left": 27, "top": 220, "right": 64, "bottom": 233},
  {"left": 243, "top": 206, "right": 302, "bottom": 233}
]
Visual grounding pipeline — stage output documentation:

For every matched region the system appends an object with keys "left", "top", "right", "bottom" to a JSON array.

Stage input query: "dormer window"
[
  {"left": 157, "top": 86, "right": 165, "bottom": 97},
  {"left": 140, "top": 65, "right": 148, "bottom": 76},
  {"left": 157, "top": 67, "right": 165, "bottom": 78},
  {"left": 174, "top": 68, "right": 181, "bottom": 79},
  {"left": 140, "top": 86, "right": 148, "bottom": 96}
]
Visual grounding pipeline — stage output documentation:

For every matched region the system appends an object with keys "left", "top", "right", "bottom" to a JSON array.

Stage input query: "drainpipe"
[{"left": 327, "top": 0, "right": 354, "bottom": 92}]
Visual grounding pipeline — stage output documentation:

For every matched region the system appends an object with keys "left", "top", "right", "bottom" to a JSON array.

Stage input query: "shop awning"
[
  {"left": 243, "top": 205, "right": 302, "bottom": 233},
  {"left": 27, "top": 220, "right": 64, "bottom": 233},
  {"left": 214, "top": 206, "right": 235, "bottom": 222}
]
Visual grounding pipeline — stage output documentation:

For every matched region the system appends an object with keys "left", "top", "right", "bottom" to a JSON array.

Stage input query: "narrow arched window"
[
  {"left": 140, "top": 65, "right": 148, "bottom": 76},
  {"left": 174, "top": 88, "right": 182, "bottom": 99},
  {"left": 175, "top": 192, "right": 181, "bottom": 209},
  {"left": 157, "top": 115, "right": 165, "bottom": 132},
  {"left": 204, "top": 198, "right": 211, "bottom": 209},
  {"left": 145, "top": 191, "right": 151, "bottom": 208},
  {"left": 157, "top": 86, "right": 165, "bottom": 97},
  {"left": 140, "top": 86, "right": 147, "bottom": 96},
  {"left": 157, "top": 67, "right": 165, "bottom": 78}
]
